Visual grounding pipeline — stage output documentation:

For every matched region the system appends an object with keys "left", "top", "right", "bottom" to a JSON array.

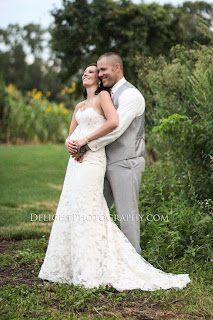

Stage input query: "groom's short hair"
[{"left": 98, "top": 52, "right": 123, "bottom": 71}]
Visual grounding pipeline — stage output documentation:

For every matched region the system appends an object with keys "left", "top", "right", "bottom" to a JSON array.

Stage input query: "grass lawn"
[
  {"left": 0, "top": 144, "right": 212, "bottom": 319},
  {"left": 0, "top": 144, "right": 69, "bottom": 239}
]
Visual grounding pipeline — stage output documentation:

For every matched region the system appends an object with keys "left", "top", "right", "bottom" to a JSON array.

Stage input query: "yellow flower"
[
  {"left": 8, "top": 83, "right": 14, "bottom": 90},
  {"left": 62, "top": 108, "right": 69, "bottom": 115},
  {"left": 71, "top": 82, "right": 76, "bottom": 89},
  {"left": 59, "top": 103, "right": 64, "bottom": 109},
  {"left": 61, "top": 89, "right": 66, "bottom": 95},
  {"left": 34, "top": 91, "right": 42, "bottom": 99},
  {"left": 6, "top": 83, "right": 16, "bottom": 93},
  {"left": 27, "top": 91, "right": 32, "bottom": 96},
  {"left": 68, "top": 82, "right": 76, "bottom": 93},
  {"left": 45, "top": 106, "right": 52, "bottom": 114},
  {"left": 64, "top": 86, "right": 69, "bottom": 92},
  {"left": 46, "top": 91, "right": 51, "bottom": 97}
]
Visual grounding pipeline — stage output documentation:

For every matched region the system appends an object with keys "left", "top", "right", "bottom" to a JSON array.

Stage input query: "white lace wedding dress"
[{"left": 38, "top": 108, "right": 190, "bottom": 291}]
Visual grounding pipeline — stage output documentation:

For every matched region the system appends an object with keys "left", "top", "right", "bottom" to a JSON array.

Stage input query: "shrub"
[
  {"left": 137, "top": 37, "right": 213, "bottom": 199},
  {"left": 138, "top": 160, "right": 212, "bottom": 267},
  {"left": 0, "top": 84, "right": 73, "bottom": 143}
]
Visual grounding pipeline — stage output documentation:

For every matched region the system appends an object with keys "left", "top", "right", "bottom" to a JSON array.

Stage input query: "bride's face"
[{"left": 82, "top": 66, "right": 99, "bottom": 88}]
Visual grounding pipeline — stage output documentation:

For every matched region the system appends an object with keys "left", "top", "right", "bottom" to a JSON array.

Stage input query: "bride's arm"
[
  {"left": 65, "top": 102, "right": 82, "bottom": 151},
  {"left": 76, "top": 91, "right": 119, "bottom": 148}
]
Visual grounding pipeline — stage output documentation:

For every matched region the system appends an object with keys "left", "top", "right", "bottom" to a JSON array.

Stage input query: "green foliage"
[
  {"left": 0, "top": 24, "right": 73, "bottom": 102},
  {"left": 1, "top": 268, "right": 212, "bottom": 319},
  {"left": 138, "top": 160, "right": 212, "bottom": 267},
  {"left": 137, "top": 33, "right": 213, "bottom": 199},
  {"left": 1, "top": 3, "right": 213, "bottom": 98},
  {"left": 50, "top": 0, "right": 213, "bottom": 83},
  {"left": 0, "top": 84, "right": 72, "bottom": 143},
  {"left": 0, "top": 75, "right": 6, "bottom": 125},
  {"left": 0, "top": 23, "right": 45, "bottom": 56}
]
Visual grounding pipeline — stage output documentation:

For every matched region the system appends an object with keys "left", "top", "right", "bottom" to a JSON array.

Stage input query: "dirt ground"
[{"left": 0, "top": 240, "right": 199, "bottom": 320}]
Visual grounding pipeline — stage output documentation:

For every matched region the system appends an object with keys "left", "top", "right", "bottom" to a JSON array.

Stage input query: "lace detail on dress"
[{"left": 38, "top": 108, "right": 190, "bottom": 291}]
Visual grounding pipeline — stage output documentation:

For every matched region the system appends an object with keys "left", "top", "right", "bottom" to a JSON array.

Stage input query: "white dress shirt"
[{"left": 88, "top": 77, "right": 145, "bottom": 151}]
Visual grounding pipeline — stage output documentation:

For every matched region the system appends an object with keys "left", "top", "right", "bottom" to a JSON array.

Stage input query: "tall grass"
[{"left": 0, "top": 84, "right": 73, "bottom": 143}]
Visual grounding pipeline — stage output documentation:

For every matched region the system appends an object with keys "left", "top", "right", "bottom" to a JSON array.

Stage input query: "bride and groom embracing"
[{"left": 39, "top": 52, "right": 190, "bottom": 292}]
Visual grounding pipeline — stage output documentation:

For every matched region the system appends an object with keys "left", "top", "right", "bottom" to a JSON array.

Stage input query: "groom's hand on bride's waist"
[
  {"left": 72, "top": 152, "right": 84, "bottom": 162},
  {"left": 71, "top": 145, "right": 91, "bottom": 163},
  {"left": 68, "top": 140, "right": 90, "bottom": 153},
  {"left": 65, "top": 137, "right": 90, "bottom": 157},
  {"left": 71, "top": 144, "right": 91, "bottom": 160}
]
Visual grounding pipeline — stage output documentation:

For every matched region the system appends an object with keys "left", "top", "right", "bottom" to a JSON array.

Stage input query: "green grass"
[
  {"left": 0, "top": 144, "right": 212, "bottom": 319},
  {"left": 0, "top": 144, "right": 69, "bottom": 205},
  {"left": 0, "top": 144, "right": 69, "bottom": 239},
  {"left": 0, "top": 238, "right": 212, "bottom": 319}
]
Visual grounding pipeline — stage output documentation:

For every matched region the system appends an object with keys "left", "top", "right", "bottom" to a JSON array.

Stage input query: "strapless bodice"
[{"left": 75, "top": 108, "right": 106, "bottom": 138}]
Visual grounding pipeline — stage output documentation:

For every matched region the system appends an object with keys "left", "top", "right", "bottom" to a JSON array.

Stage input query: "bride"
[{"left": 38, "top": 63, "right": 190, "bottom": 292}]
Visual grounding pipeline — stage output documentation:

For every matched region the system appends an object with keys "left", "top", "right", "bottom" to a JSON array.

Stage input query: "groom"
[{"left": 72, "top": 52, "right": 145, "bottom": 255}]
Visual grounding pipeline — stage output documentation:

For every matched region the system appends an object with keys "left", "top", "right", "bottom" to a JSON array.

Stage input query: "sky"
[{"left": 1, "top": 0, "right": 213, "bottom": 29}]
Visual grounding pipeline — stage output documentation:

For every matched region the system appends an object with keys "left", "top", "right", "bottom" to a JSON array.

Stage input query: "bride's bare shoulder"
[
  {"left": 98, "top": 90, "right": 110, "bottom": 99},
  {"left": 75, "top": 101, "right": 85, "bottom": 111}
]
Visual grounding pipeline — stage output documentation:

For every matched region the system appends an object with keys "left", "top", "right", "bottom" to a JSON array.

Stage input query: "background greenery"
[
  {"left": 136, "top": 27, "right": 213, "bottom": 200},
  {"left": 0, "top": 82, "right": 73, "bottom": 144},
  {"left": 1, "top": 1, "right": 213, "bottom": 97},
  {"left": 1, "top": 2, "right": 212, "bottom": 201},
  {"left": 0, "top": 145, "right": 212, "bottom": 319},
  {"left": 0, "top": 0, "right": 212, "bottom": 318},
  {"left": 0, "top": 145, "right": 212, "bottom": 264}
]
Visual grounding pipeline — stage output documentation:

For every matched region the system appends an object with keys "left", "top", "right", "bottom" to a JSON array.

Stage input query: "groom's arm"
[{"left": 88, "top": 88, "right": 145, "bottom": 151}]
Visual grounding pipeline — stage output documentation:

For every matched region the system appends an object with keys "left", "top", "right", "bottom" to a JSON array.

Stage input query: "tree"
[
  {"left": 0, "top": 24, "right": 46, "bottom": 91},
  {"left": 0, "top": 24, "right": 66, "bottom": 102},
  {"left": 0, "top": 44, "right": 27, "bottom": 90},
  {"left": 50, "top": 0, "right": 213, "bottom": 84}
]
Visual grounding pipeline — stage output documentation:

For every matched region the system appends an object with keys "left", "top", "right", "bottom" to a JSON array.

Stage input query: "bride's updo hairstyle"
[{"left": 83, "top": 63, "right": 110, "bottom": 99}]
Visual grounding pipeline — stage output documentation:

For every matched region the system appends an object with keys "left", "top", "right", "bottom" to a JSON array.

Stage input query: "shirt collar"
[{"left": 111, "top": 77, "right": 126, "bottom": 95}]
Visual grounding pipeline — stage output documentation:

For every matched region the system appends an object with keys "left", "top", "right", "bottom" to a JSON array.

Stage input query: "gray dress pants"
[{"left": 104, "top": 156, "right": 145, "bottom": 255}]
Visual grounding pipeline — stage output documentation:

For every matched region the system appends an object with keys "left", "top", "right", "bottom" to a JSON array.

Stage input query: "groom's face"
[{"left": 97, "top": 57, "right": 117, "bottom": 88}]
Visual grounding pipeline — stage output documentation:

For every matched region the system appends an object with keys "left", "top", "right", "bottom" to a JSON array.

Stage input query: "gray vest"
[{"left": 106, "top": 81, "right": 145, "bottom": 165}]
